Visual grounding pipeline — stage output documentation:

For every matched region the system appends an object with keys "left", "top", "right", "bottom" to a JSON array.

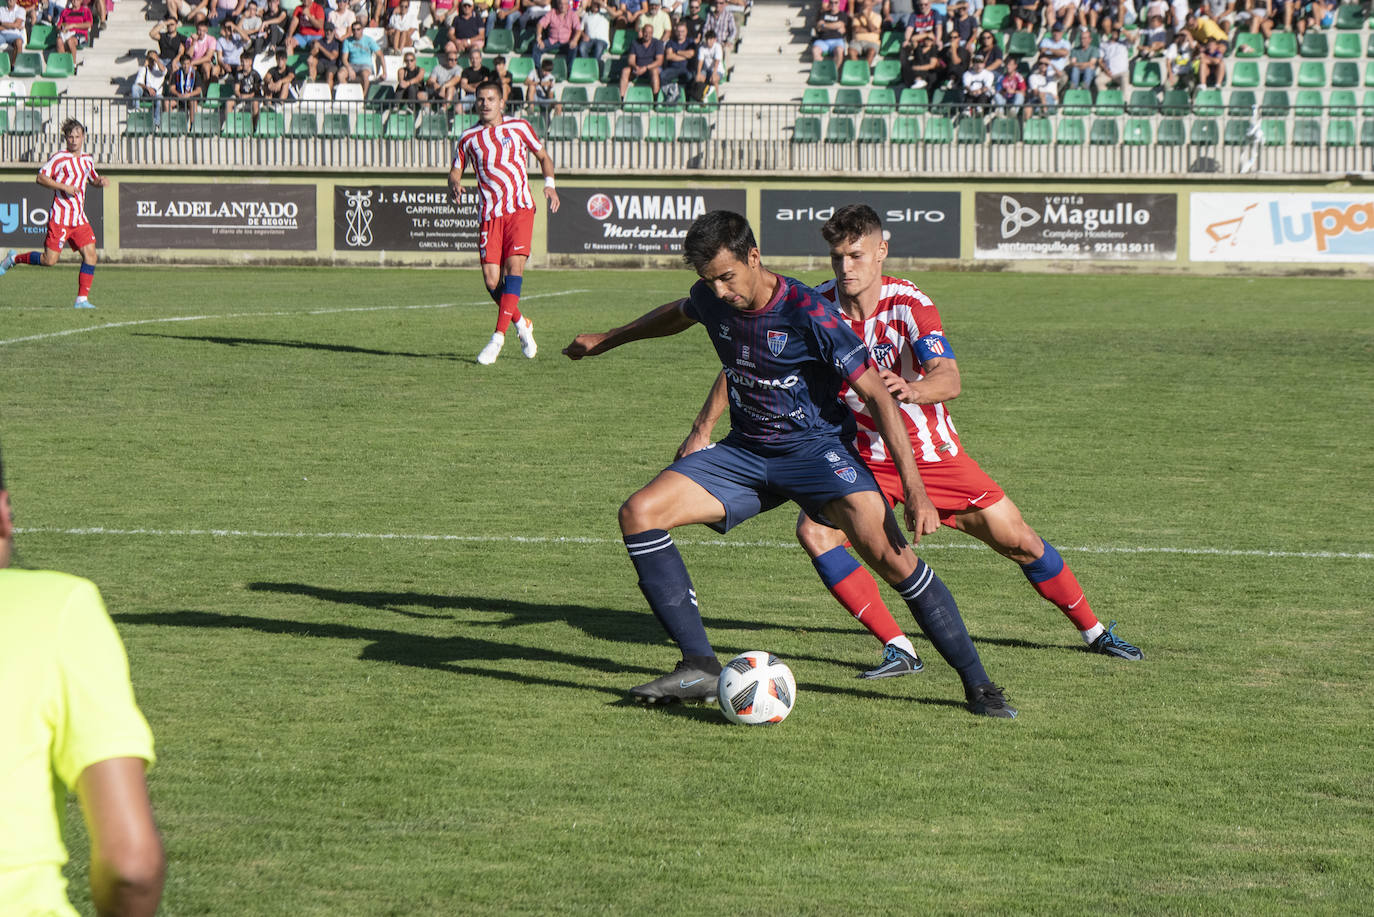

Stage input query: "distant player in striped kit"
[
  {"left": 449, "top": 80, "right": 561, "bottom": 365},
  {"left": 682, "top": 205, "right": 1144, "bottom": 674},
  {"left": 0, "top": 119, "right": 109, "bottom": 309}
]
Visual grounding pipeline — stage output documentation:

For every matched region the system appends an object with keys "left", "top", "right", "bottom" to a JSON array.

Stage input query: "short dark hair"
[
  {"left": 60, "top": 118, "right": 84, "bottom": 138},
  {"left": 820, "top": 203, "right": 882, "bottom": 246},
  {"left": 475, "top": 79, "right": 504, "bottom": 97},
  {"left": 683, "top": 210, "right": 756, "bottom": 273}
]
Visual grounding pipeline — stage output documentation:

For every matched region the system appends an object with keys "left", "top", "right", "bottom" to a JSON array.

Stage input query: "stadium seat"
[
  {"left": 1266, "top": 32, "right": 1297, "bottom": 58},
  {"left": 1193, "top": 88, "right": 1223, "bottom": 116},
  {"left": 1292, "top": 118, "right": 1321, "bottom": 146},
  {"left": 124, "top": 110, "right": 155, "bottom": 137},
  {"left": 1334, "top": 3, "right": 1364, "bottom": 28},
  {"left": 791, "top": 115, "right": 822, "bottom": 143},
  {"left": 43, "top": 52, "right": 74, "bottom": 78},
  {"left": 1089, "top": 119, "right": 1119, "bottom": 144},
  {"left": 923, "top": 116, "right": 954, "bottom": 143},
  {"left": 1056, "top": 117, "right": 1086, "bottom": 144},
  {"left": 352, "top": 111, "right": 384, "bottom": 139},
  {"left": 838, "top": 59, "right": 870, "bottom": 86},
  {"left": 319, "top": 112, "right": 351, "bottom": 137},
  {"left": 1233, "top": 32, "right": 1263, "bottom": 58},
  {"left": 1300, "top": 32, "right": 1329, "bottom": 58},
  {"left": 0, "top": 78, "right": 20, "bottom": 103},
  {"left": 1361, "top": 120, "right": 1374, "bottom": 146},
  {"left": 559, "top": 86, "right": 589, "bottom": 112},
  {"left": 546, "top": 113, "right": 579, "bottom": 140},
  {"left": 1367, "top": 62, "right": 1374, "bottom": 88},
  {"left": 0, "top": 55, "right": 8, "bottom": 79},
  {"left": 808, "top": 59, "right": 837, "bottom": 86},
  {"left": 1156, "top": 117, "right": 1185, "bottom": 145},
  {"left": 11, "top": 51, "right": 42, "bottom": 78},
  {"left": 335, "top": 83, "right": 364, "bottom": 103},
  {"left": 1022, "top": 118, "right": 1051, "bottom": 144},
  {"left": 1006, "top": 31, "right": 1038, "bottom": 59},
  {"left": 800, "top": 87, "right": 829, "bottom": 113},
  {"left": 646, "top": 113, "right": 675, "bottom": 141},
  {"left": 0, "top": 110, "right": 8, "bottom": 133},
  {"left": 981, "top": 4, "right": 1011, "bottom": 30},
  {"left": 1231, "top": 61, "right": 1260, "bottom": 88},
  {"left": 1329, "top": 90, "right": 1357, "bottom": 117},
  {"left": 865, "top": 88, "right": 896, "bottom": 114},
  {"left": 1130, "top": 60, "right": 1161, "bottom": 88},
  {"left": 956, "top": 117, "right": 985, "bottom": 143},
  {"left": 1329, "top": 61, "right": 1359, "bottom": 88},
  {"left": 1127, "top": 89, "right": 1159, "bottom": 114},
  {"left": 8, "top": 109, "right": 42, "bottom": 135},
  {"left": 591, "top": 85, "right": 620, "bottom": 111},
  {"left": 415, "top": 111, "right": 448, "bottom": 139},
  {"left": 832, "top": 87, "right": 862, "bottom": 114},
  {"left": 1265, "top": 61, "right": 1294, "bottom": 87},
  {"left": 928, "top": 88, "right": 958, "bottom": 114},
  {"left": 825, "top": 115, "right": 856, "bottom": 143},
  {"left": 1223, "top": 118, "right": 1254, "bottom": 144},
  {"left": 609, "top": 28, "right": 631, "bottom": 56},
  {"left": 485, "top": 29, "right": 514, "bottom": 55},
  {"left": 416, "top": 55, "right": 437, "bottom": 78},
  {"left": 449, "top": 113, "right": 477, "bottom": 135},
  {"left": 549, "top": 58, "right": 570, "bottom": 83},
  {"left": 28, "top": 80, "right": 59, "bottom": 107},
  {"left": 897, "top": 87, "right": 928, "bottom": 114},
  {"left": 190, "top": 111, "right": 221, "bottom": 138},
  {"left": 1160, "top": 89, "right": 1190, "bottom": 116},
  {"left": 1367, "top": 35, "right": 1374, "bottom": 60},
  {"left": 1122, "top": 118, "right": 1151, "bottom": 145},
  {"left": 286, "top": 113, "right": 318, "bottom": 137},
  {"left": 1260, "top": 118, "right": 1286, "bottom": 145},
  {"left": 28, "top": 22, "right": 55, "bottom": 51},
  {"left": 158, "top": 111, "right": 189, "bottom": 136},
  {"left": 891, "top": 116, "right": 922, "bottom": 143},
  {"left": 1260, "top": 89, "right": 1290, "bottom": 116},
  {"left": 613, "top": 113, "right": 644, "bottom": 140},
  {"left": 857, "top": 115, "right": 887, "bottom": 142},
  {"left": 1095, "top": 88, "right": 1125, "bottom": 115},
  {"left": 300, "top": 82, "right": 331, "bottom": 103},
  {"left": 1327, "top": 120, "right": 1356, "bottom": 146},
  {"left": 1061, "top": 88, "right": 1092, "bottom": 115},
  {"left": 988, "top": 117, "right": 1021, "bottom": 143},
  {"left": 879, "top": 31, "right": 902, "bottom": 58},
  {"left": 1293, "top": 89, "right": 1322, "bottom": 116},
  {"left": 1362, "top": 90, "right": 1374, "bottom": 116},
  {"left": 1226, "top": 88, "right": 1257, "bottom": 114},
  {"left": 255, "top": 110, "right": 285, "bottom": 138},
  {"left": 871, "top": 59, "right": 902, "bottom": 87},
  {"left": 365, "top": 84, "right": 396, "bottom": 109},
  {"left": 623, "top": 85, "right": 654, "bottom": 112},
  {"left": 581, "top": 112, "right": 611, "bottom": 140},
  {"left": 1297, "top": 61, "right": 1327, "bottom": 88},
  {"left": 568, "top": 58, "right": 599, "bottom": 84},
  {"left": 686, "top": 87, "right": 719, "bottom": 112},
  {"left": 221, "top": 111, "right": 253, "bottom": 137},
  {"left": 679, "top": 114, "right": 710, "bottom": 141},
  {"left": 1331, "top": 33, "right": 1361, "bottom": 58},
  {"left": 1189, "top": 118, "right": 1219, "bottom": 145}
]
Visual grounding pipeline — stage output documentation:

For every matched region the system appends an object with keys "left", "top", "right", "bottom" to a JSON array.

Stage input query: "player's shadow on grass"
[{"left": 134, "top": 332, "right": 461, "bottom": 361}]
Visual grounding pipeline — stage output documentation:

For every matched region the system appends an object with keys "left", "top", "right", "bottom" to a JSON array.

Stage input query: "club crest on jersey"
[
  {"left": 870, "top": 342, "right": 896, "bottom": 369},
  {"left": 767, "top": 330, "right": 788, "bottom": 356},
  {"left": 834, "top": 466, "right": 858, "bottom": 484},
  {"left": 922, "top": 335, "right": 946, "bottom": 356}
]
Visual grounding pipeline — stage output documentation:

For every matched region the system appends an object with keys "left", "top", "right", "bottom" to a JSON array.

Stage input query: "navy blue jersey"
[{"left": 682, "top": 273, "right": 873, "bottom": 454}]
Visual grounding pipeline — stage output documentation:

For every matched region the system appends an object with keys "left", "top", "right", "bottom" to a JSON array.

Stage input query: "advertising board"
[
  {"left": 334, "top": 185, "right": 480, "bottom": 252},
  {"left": 974, "top": 191, "right": 1177, "bottom": 260},
  {"left": 548, "top": 187, "right": 746, "bottom": 254},
  {"left": 119, "top": 182, "right": 316, "bottom": 249},
  {"left": 1, "top": 182, "right": 104, "bottom": 248},
  {"left": 1190, "top": 192, "right": 1374, "bottom": 262},
  {"left": 759, "top": 190, "right": 960, "bottom": 258}
]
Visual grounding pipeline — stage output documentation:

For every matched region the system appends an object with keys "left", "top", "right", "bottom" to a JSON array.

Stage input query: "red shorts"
[
  {"left": 479, "top": 208, "right": 534, "bottom": 265},
  {"left": 869, "top": 451, "right": 1006, "bottom": 528},
  {"left": 46, "top": 220, "right": 96, "bottom": 253}
]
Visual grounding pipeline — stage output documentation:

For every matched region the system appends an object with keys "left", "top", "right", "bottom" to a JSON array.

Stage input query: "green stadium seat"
[
  {"left": 1157, "top": 117, "right": 1185, "bottom": 145},
  {"left": 1367, "top": 62, "right": 1374, "bottom": 88},
  {"left": 485, "top": 29, "right": 514, "bottom": 55},
  {"left": 8, "top": 109, "right": 42, "bottom": 135},
  {"left": 613, "top": 113, "right": 644, "bottom": 140},
  {"left": 924, "top": 116, "right": 954, "bottom": 143},
  {"left": 1095, "top": 88, "right": 1125, "bottom": 115},
  {"left": 568, "top": 58, "right": 599, "bottom": 84},
  {"left": 988, "top": 117, "right": 1021, "bottom": 143},
  {"left": 957, "top": 117, "right": 985, "bottom": 143},
  {"left": 255, "top": 110, "right": 285, "bottom": 138},
  {"left": 1329, "top": 90, "right": 1357, "bottom": 116},
  {"left": 1266, "top": 32, "right": 1297, "bottom": 58},
  {"left": 679, "top": 114, "right": 710, "bottom": 141},
  {"left": 791, "top": 114, "right": 822, "bottom": 143},
  {"left": 1160, "top": 89, "right": 1190, "bottom": 115},
  {"left": 27, "top": 23, "right": 54, "bottom": 52},
  {"left": 1329, "top": 61, "right": 1359, "bottom": 88},
  {"left": 871, "top": 59, "right": 902, "bottom": 87},
  {"left": 286, "top": 113, "right": 318, "bottom": 137},
  {"left": 1293, "top": 89, "right": 1322, "bottom": 116},
  {"left": 1057, "top": 117, "right": 1087, "bottom": 144},
  {"left": 1292, "top": 118, "right": 1321, "bottom": 146},
  {"left": 28, "top": 80, "right": 59, "bottom": 107},
  {"left": 1226, "top": 88, "right": 1257, "bottom": 114},
  {"left": 1362, "top": 90, "right": 1374, "bottom": 116},
  {"left": 1367, "top": 34, "right": 1374, "bottom": 59},
  {"left": 581, "top": 112, "right": 611, "bottom": 140},
  {"left": 0, "top": 55, "right": 8, "bottom": 78},
  {"left": 221, "top": 110, "right": 253, "bottom": 137},
  {"left": 1260, "top": 89, "right": 1289, "bottom": 115},
  {"left": 1300, "top": 32, "right": 1329, "bottom": 58},
  {"left": 609, "top": 28, "right": 630, "bottom": 56},
  {"left": 981, "top": 4, "right": 1011, "bottom": 30},
  {"left": 1189, "top": 118, "right": 1219, "bottom": 144},
  {"left": 1362, "top": 120, "right": 1374, "bottom": 146},
  {"left": 1260, "top": 118, "right": 1286, "bottom": 145},
  {"left": 800, "top": 87, "right": 830, "bottom": 113},
  {"left": 318, "top": 112, "right": 350, "bottom": 138},
  {"left": 1130, "top": 60, "right": 1161, "bottom": 88},
  {"left": 928, "top": 88, "right": 958, "bottom": 114},
  {"left": 546, "top": 113, "right": 579, "bottom": 140},
  {"left": 549, "top": 57, "right": 570, "bottom": 83},
  {"left": 1297, "top": 61, "right": 1327, "bottom": 87},
  {"left": 685, "top": 86, "right": 718, "bottom": 112},
  {"left": 879, "top": 31, "right": 903, "bottom": 58},
  {"left": 451, "top": 113, "right": 478, "bottom": 136},
  {"left": 11, "top": 51, "right": 42, "bottom": 78},
  {"left": 158, "top": 111, "right": 189, "bottom": 136},
  {"left": 1233, "top": 32, "right": 1263, "bottom": 58},
  {"left": 646, "top": 113, "right": 674, "bottom": 141},
  {"left": 352, "top": 111, "right": 383, "bottom": 139},
  {"left": 202, "top": 82, "right": 224, "bottom": 109},
  {"left": 1089, "top": 119, "right": 1119, "bottom": 144},
  {"left": 1265, "top": 61, "right": 1294, "bottom": 87},
  {"left": 808, "top": 59, "right": 837, "bottom": 86},
  {"left": 415, "top": 111, "right": 448, "bottom": 139},
  {"left": 591, "top": 85, "right": 620, "bottom": 111},
  {"left": 623, "top": 85, "right": 654, "bottom": 111},
  {"left": 891, "top": 116, "right": 922, "bottom": 143},
  {"left": 507, "top": 56, "right": 534, "bottom": 82},
  {"left": 0, "top": 110, "right": 8, "bottom": 133},
  {"left": 825, "top": 115, "right": 856, "bottom": 142},
  {"left": 42, "top": 52, "right": 74, "bottom": 79},
  {"left": 1061, "top": 88, "right": 1092, "bottom": 115},
  {"left": 1327, "top": 120, "right": 1356, "bottom": 147},
  {"left": 1328, "top": 32, "right": 1361, "bottom": 58},
  {"left": 416, "top": 55, "right": 437, "bottom": 77},
  {"left": 1334, "top": 3, "right": 1365, "bottom": 28},
  {"left": 865, "top": 88, "right": 896, "bottom": 114},
  {"left": 832, "top": 87, "right": 862, "bottom": 113},
  {"left": 1231, "top": 60, "right": 1260, "bottom": 87},
  {"left": 1127, "top": 89, "right": 1159, "bottom": 114},
  {"left": 897, "top": 87, "right": 928, "bottom": 114},
  {"left": 838, "top": 59, "right": 870, "bottom": 86},
  {"left": 857, "top": 115, "right": 887, "bottom": 142},
  {"left": 124, "top": 110, "right": 155, "bottom": 137},
  {"left": 1022, "top": 118, "right": 1052, "bottom": 144},
  {"left": 1193, "top": 88, "right": 1222, "bottom": 116},
  {"left": 1122, "top": 118, "right": 1151, "bottom": 145},
  {"left": 1006, "top": 31, "right": 1038, "bottom": 59},
  {"left": 559, "top": 86, "right": 589, "bottom": 112},
  {"left": 1223, "top": 118, "right": 1253, "bottom": 144}
]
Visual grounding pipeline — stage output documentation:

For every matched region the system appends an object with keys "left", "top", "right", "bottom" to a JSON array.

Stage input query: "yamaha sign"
[{"left": 975, "top": 192, "right": 1177, "bottom": 260}]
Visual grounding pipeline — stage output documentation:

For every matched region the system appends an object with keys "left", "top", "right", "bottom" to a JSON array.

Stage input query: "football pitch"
[{"left": 3, "top": 265, "right": 1372, "bottom": 915}]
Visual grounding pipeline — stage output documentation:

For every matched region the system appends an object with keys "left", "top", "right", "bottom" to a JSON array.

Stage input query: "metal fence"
[{"left": 2, "top": 96, "right": 1371, "bottom": 176}]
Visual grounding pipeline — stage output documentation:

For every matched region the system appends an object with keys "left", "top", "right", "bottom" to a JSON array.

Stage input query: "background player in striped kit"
[
  {"left": 681, "top": 205, "right": 1144, "bottom": 676},
  {"left": 0, "top": 119, "right": 109, "bottom": 309},
  {"left": 449, "top": 80, "right": 561, "bottom": 365},
  {"left": 564, "top": 210, "right": 1016, "bottom": 718}
]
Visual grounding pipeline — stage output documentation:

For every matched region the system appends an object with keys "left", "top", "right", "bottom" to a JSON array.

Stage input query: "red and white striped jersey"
[
  {"left": 452, "top": 118, "right": 542, "bottom": 221},
  {"left": 814, "top": 276, "right": 962, "bottom": 467},
  {"left": 39, "top": 150, "right": 99, "bottom": 227}
]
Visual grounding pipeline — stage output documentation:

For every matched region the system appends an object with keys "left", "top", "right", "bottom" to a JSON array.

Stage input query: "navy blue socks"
[
  {"left": 623, "top": 529, "right": 716, "bottom": 664},
  {"left": 895, "top": 560, "right": 990, "bottom": 691}
]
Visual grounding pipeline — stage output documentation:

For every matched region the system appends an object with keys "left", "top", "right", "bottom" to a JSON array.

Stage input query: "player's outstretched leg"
[
  {"left": 1, "top": 251, "right": 43, "bottom": 276},
  {"left": 0, "top": 250, "right": 15, "bottom": 275},
  {"left": 810, "top": 544, "right": 921, "bottom": 678},
  {"left": 1020, "top": 540, "right": 1143, "bottom": 660},
  {"left": 622, "top": 529, "right": 720, "bottom": 704}
]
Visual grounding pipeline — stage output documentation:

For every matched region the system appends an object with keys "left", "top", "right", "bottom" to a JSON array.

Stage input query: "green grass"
[{"left": 3, "top": 266, "right": 1372, "bottom": 915}]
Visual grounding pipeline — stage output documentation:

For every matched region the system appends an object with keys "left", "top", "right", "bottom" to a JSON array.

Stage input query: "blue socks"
[
  {"left": 623, "top": 529, "right": 715, "bottom": 661},
  {"left": 503, "top": 275, "right": 523, "bottom": 298},
  {"left": 1020, "top": 538, "right": 1064, "bottom": 583},
  {"left": 811, "top": 545, "right": 861, "bottom": 588},
  {"left": 895, "top": 560, "right": 989, "bottom": 691}
]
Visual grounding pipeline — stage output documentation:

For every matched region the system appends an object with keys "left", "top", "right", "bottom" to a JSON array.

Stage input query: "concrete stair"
[{"left": 724, "top": 0, "right": 817, "bottom": 104}]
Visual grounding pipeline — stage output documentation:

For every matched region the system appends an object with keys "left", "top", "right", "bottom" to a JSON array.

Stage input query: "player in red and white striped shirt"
[
  {"left": 448, "top": 80, "right": 561, "bottom": 365},
  {"left": 0, "top": 119, "right": 109, "bottom": 309},
  {"left": 681, "top": 205, "right": 1143, "bottom": 672}
]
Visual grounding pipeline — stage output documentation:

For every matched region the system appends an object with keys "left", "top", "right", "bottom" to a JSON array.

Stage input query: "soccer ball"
[{"left": 717, "top": 651, "right": 797, "bottom": 725}]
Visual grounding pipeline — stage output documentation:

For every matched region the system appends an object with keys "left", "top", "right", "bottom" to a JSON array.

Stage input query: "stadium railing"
[{"left": 1, "top": 97, "right": 1371, "bottom": 176}]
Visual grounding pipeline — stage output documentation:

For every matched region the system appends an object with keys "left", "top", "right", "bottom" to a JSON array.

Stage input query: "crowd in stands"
[{"left": 1, "top": 0, "right": 104, "bottom": 71}]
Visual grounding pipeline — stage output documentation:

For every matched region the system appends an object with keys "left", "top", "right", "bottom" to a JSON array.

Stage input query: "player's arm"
[
  {"left": 78, "top": 757, "right": 165, "bottom": 917},
  {"left": 563, "top": 298, "right": 693, "bottom": 360},
  {"left": 880, "top": 355, "right": 959, "bottom": 405},
  {"left": 849, "top": 365, "right": 939, "bottom": 538},
  {"left": 36, "top": 170, "right": 79, "bottom": 197},
  {"left": 447, "top": 150, "right": 467, "bottom": 203},
  {"left": 677, "top": 369, "right": 726, "bottom": 459},
  {"left": 530, "top": 145, "right": 559, "bottom": 213}
]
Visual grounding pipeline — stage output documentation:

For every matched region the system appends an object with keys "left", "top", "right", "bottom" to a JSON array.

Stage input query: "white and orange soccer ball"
[{"left": 717, "top": 651, "right": 797, "bottom": 725}]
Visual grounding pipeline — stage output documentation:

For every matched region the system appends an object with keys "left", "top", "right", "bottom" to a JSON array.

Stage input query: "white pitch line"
[
  {"left": 0, "top": 289, "right": 591, "bottom": 348},
  {"left": 13, "top": 527, "right": 1372, "bottom": 560}
]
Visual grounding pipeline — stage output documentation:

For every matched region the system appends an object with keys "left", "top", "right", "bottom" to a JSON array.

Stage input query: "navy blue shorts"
[{"left": 667, "top": 434, "right": 880, "bottom": 533}]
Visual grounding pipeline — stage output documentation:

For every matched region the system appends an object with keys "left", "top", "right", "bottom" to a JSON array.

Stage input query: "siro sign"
[
  {"left": 0, "top": 182, "right": 105, "bottom": 247},
  {"left": 975, "top": 191, "right": 1177, "bottom": 260},
  {"left": 760, "top": 190, "right": 960, "bottom": 257},
  {"left": 119, "top": 182, "right": 316, "bottom": 249},
  {"left": 548, "top": 187, "right": 746, "bottom": 254},
  {"left": 1190, "top": 193, "right": 1374, "bottom": 262}
]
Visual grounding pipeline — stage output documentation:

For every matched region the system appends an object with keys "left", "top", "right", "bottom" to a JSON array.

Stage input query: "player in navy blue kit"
[{"left": 564, "top": 211, "right": 1015, "bottom": 718}]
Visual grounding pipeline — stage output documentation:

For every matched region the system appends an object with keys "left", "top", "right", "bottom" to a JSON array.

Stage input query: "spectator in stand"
[
  {"left": 237, "top": 2, "right": 268, "bottom": 56},
  {"left": 168, "top": 0, "right": 210, "bottom": 24},
  {"left": 130, "top": 51, "right": 167, "bottom": 125},
  {"left": 811, "top": 0, "right": 847, "bottom": 66},
  {"left": 1049, "top": 0, "right": 1078, "bottom": 31},
  {"left": 680, "top": 0, "right": 704, "bottom": 43},
  {"left": 974, "top": 27, "right": 1003, "bottom": 71},
  {"left": 491, "top": 53, "right": 523, "bottom": 105},
  {"left": 184, "top": 21, "right": 219, "bottom": 84},
  {"left": 1202, "top": 0, "right": 1234, "bottom": 29},
  {"left": 428, "top": 47, "right": 466, "bottom": 104},
  {"left": 447, "top": 0, "right": 486, "bottom": 52},
  {"left": 611, "top": 0, "right": 645, "bottom": 34},
  {"left": 285, "top": 0, "right": 326, "bottom": 53},
  {"left": 996, "top": 53, "right": 1027, "bottom": 116},
  {"left": 702, "top": 0, "right": 734, "bottom": 69},
  {"left": 533, "top": 0, "right": 580, "bottom": 69},
  {"left": 1160, "top": 29, "right": 1192, "bottom": 89},
  {"left": 216, "top": 18, "right": 251, "bottom": 79},
  {"left": 905, "top": 0, "right": 941, "bottom": 46},
  {"left": 618, "top": 21, "right": 663, "bottom": 97},
  {"left": 167, "top": 53, "right": 203, "bottom": 114},
  {"left": 849, "top": 0, "right": 882, "bottom": 64},
  {"left": 519, "top": 0, "right": 551, "bottom": 32},
  {"left": 54, "top": 0, "right": 92, "bottom": 56},
  {"left": 394, "top": 49, "right": 429, "bottom": 105},
  {"left": 487, "top": 0, "right": 520, "bottom": 34},
  {"left": 457, "top": 44, "right": 492, "bottom": 108},
  {"left": 1197, "top": 37, "right": 1225, "bottom": 86},
  {"left": 577, "top": 0, "right": 612, "bottom": 59},
  {"left": 340, "top": 20, "right": 384, "bottom": 94},
  {"left": 226, "top": 54, "right": 264, "bottom": 116},
  {"left": 0, "top": 0, "right": 26, "bottom": 68},
  {"left": 944, "top": 0, "right": 976, "bottom": 54},
  {"left": 263, "top": 45, "right": 297, "bottom": 99},
  {"left": 1300, "top": 0, "right": 1337, "bottom": 32},
  {"left": 387, "top": 0, "right": 420, "bottom": 50},
  {"left": 1137, "top": 11, "right": 1169, "bottom": 57},
  {"left": 942, "top": 24, "right": 971, "bottom": 90},
  {"left": 1233, "top": 0, "right": 1271, "bottom": 37},
  {"left": 693, "top": 27, "right": 722, "bottom": 97},
  {"left": 328, "top": 0, "right": 357, "bottom": 36},
  {"left": 659, "top": 17, "right": 695, "bottom": 87},
  {"left": 308, "top": 22, "right": 343, "bottom": 88},
  {"left": 637, "top": 0, "right": 671, "bottom": 38},
  {"left": 149, "top": 17, "right": 184, "bottom": 65},
  {"left": 259, "top": 0, "right": 290, "bottom": 48},
  {"left": 1028, "top": 56, "right": 1057, "bottom": 113},
  {"left": 1066, "top": 26, "right": 1098, "bottom": 88},
  {"left": 1093, "top": 23, "right": 1131, "bottom": 93},
  {"left": 1184, "top": 9, "right": 1229, "bottom": 48},
  {"left": 208, "top": 0, "right": 239, "bottom": 26},
  {"left": 1010, "top": 0, "right": 1040, "bottom": 32},
  {"left": 882, "top": 0, "right": 914, "bottom": 34},
  {"left": 1037, "top": 22, "right": 1070, "bottom": 89},
  {"left": 899, "top": 30, "right": 942, "bottom": 91},
  {"left": 524, "top": 56, "right": 557, "bottom": 119},
  {"left": 961, "top": 53, "right": 995, "bottom": 112}
]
